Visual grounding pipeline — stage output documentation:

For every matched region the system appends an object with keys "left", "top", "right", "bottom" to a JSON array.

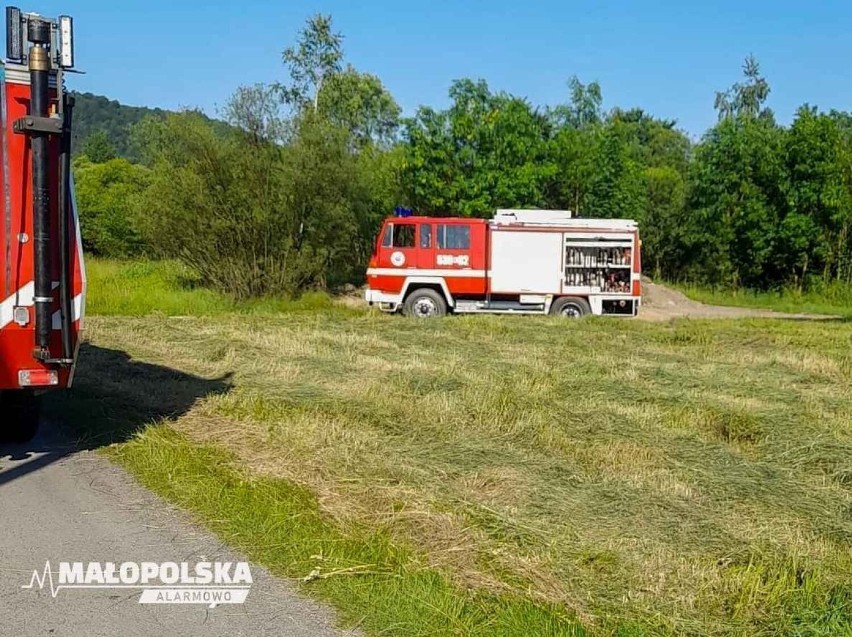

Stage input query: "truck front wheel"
[
  {"left": 551, "top": 296, "right": 591, "bottom": 319},
  {"left": 1, "top": 390, "right": 41, "bottom": 444},
  {"left": 404, "top": 288, "right": 447, "bottom": 318}
]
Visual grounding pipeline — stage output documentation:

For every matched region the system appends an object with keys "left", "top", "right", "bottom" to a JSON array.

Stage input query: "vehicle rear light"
[
  {"left": 632, "top": 279, "right": 641, "bottom": 297},
  {"left": 19, "top": 369, "right": 59, "bottom": 387}
]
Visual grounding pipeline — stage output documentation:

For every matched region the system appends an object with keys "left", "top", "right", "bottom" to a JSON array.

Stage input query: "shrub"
[
  {"left": 133, "top": 111, "right": 374, "bottom": 300},
  {"left": 73, "top": 156, "right": 150, "bottom": 257}
]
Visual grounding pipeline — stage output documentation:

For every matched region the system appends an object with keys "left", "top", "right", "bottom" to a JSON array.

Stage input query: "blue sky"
[{"left": 28, "top": 0, "right": 852, "bottom": 138}]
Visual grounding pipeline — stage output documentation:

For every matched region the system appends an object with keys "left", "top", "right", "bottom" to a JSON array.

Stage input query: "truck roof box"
[{"left": 492, "top": 209, "right": 637, "bottom": 231}]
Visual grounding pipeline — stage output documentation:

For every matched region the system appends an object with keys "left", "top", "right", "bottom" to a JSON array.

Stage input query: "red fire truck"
[
  {"left": 0, "top": 7, "right": 84, "bottom": 441},
  {"left": 365, "top": 209, "right": 640, "bottom": 318}
]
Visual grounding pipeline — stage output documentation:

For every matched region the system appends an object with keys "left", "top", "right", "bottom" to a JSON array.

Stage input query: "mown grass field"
[{"left": 53, "top": 260, "right": 852, "bottom": 636}]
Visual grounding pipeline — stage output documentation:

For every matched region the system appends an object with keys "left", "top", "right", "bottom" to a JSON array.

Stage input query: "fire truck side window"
[
  {"left": 420, "top": 224, "right": 432, "bottom": 249},
  {"left": 382, "top": 224, "right": 393, "bottom": 248},
  {"left": 393, "top": 224, "right": 415, "bottom": 248},
  {"left": 437, "top": 224, "right": 470, "bottom": 250}
]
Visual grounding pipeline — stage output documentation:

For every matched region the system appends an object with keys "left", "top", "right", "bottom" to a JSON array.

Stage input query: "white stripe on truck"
[
  {"left": 367, "top": 268, "right": 487, "bottom": 278},
  {"left": 0, "top": 281, "right": 34, "bottom": 329},
  {"left": 0, "top": 281, "right": 82, "bottom": 330}
]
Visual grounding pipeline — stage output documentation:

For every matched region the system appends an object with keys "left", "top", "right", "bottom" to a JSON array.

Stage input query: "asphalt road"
[{"left": 0, "top": 425, "right": 359, "bottom": 637}]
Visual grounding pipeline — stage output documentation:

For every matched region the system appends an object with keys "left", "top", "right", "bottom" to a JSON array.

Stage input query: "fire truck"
[
  {"left": 0, "top": 7, "right": 84, "bottom": 442},
  {"left": 365, "top": 209, "right": 640, "bottom": 318}
]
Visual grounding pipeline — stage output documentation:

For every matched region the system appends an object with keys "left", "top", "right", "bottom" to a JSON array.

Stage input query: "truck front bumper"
[{"left": 365, "top": 288, "right": 402, "bottom": 313}]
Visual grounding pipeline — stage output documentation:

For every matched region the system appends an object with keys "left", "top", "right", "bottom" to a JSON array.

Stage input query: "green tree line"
[{"left": 72, "top": 16, "right": 852, "bottom": 298}]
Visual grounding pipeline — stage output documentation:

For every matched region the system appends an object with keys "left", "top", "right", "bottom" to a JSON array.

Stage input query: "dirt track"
[{"left": 636, "top": 279, "right": 833, "bottom": 321}]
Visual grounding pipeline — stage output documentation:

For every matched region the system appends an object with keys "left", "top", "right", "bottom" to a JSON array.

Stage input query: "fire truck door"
[
  {"left": 378, "top": 221, "right": 417, "bottom": 270},
  {"left": 417, "top": 223, "right": 435, "bottom": 268},
  {"left": 435, "top": 222, "right": 487, "bottom": 295}
]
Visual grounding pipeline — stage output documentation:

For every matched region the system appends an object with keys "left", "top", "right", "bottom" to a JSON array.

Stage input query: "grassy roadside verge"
[
  {"left": 107, "top": 425, "right": 585, "bottom": 636},
  {"left": 676, "top": 282, "right": 852, "bottom": 318}
]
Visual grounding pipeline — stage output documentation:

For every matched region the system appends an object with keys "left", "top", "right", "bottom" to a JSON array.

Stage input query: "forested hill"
[
  {"left": 69, "top": 92, "right": 168, "bottom": 161},
  {"left": 70, "top": 92, "right": 230, "bottom": 161}
]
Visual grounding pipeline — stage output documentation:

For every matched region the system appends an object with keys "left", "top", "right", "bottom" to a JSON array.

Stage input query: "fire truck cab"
[{"left": 366, "top": 209, "right": 641, "bottom": 319}]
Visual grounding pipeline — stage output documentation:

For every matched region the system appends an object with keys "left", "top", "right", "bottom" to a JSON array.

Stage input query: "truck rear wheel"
[
  {"left": 1, "top": 390, "right": 41, "bottom": 444},
  {"left": 551, "top": 296, "right": 591, "bottom": 319},
  {"left": 403, "top": 288, "right": 447, "bottom": 318}
]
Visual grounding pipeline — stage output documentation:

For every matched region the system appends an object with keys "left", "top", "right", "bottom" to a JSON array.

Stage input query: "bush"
[
  {"left": 133, "top": 111, "right": 380, "bottom": 300},
  {"left": 73, "top": 156, "right": 150, "bottom": 257}
]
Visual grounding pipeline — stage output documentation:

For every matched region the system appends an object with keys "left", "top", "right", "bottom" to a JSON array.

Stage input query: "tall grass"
[
  {"left": 677, "top": 281, "right": 852, "bottom": 318},
  {"left": 61, "top": 312, "right": 852, "bottom": 637},
  {"left": 86, "top": 258, "right": 356, "bottom": 316}
]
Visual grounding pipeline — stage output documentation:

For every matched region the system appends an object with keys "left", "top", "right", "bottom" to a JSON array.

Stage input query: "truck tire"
[
  {"left": 551, "top": 296, "right": 591, "bottom": 319},
  {"left": 1, "top": 390, "right": 41, "bottom": 444},
  {"left": 403, "top": 288, "right": 447, "bottom": 318}
]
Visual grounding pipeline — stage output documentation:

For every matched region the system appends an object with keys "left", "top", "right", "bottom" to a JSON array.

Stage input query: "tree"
[
  {"left": 785, "top": 106, "right": 852, "bottom": 283},
  {"left": 547, "top": 80, "right": 599, "bottom": 215},
  {"left": 280, "top": 14, "right": 343, "bottom": 113},
  {"left": 130, "top": 12, "right": 405, "bottom": 297},
  {"left": 551, "top": 76, "right": 603, "bottom": 129},
  {"left": 225, "top": 84, "right": 288, "bottom": 144},
  {"left": 404, "top": 79, "right": 553, "bottom": 216},
  {"left": 547, "top": 125, "right": 598, "bottom": 215},
  {"left": 642, "top": 165, "right": 688, "bottom": 279},
  {"left": 688, "top": 117, "right": 787, "bottom": 287},
  {"left": 278, "top": 15, "right": 400, "bottom": 150},
  {"left": 318, "top": 66, "right": 401, "bottom": 148},
  {"left": 584, "top": 121, "right": 645, "bottom": 220},
  {"left": 73, "top": 156, "right": 149, "bottom": 256},
  {"left": 279, "top": 116, "right": 372, "bottom": 286},
  {"left": 714, "top": 55, "right": 772, "bottom": 121},
  {"left": 81, "top": 130, "right": 117, "bottom": 163},
  {"left": 356, "top": 143, "right": 406, "bottom": 262},
  {"left": 598, "top": 109, "right": 691, "bottom": 277},
  {"left": 610, "top": 107, "right": 690, "bottom": 173}
]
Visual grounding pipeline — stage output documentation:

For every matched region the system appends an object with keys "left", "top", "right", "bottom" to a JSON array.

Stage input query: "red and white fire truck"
[
  {"left": 365, "top": 209, "right": 640, "bottom": 318},
  {"left": 0, "top": 7, "right": 84, "bottom": 441}
]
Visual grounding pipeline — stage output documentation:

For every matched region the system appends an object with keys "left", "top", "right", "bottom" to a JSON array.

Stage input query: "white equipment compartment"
[{"left": 489, "top": 230, "right": 563, "bottom": 293}]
